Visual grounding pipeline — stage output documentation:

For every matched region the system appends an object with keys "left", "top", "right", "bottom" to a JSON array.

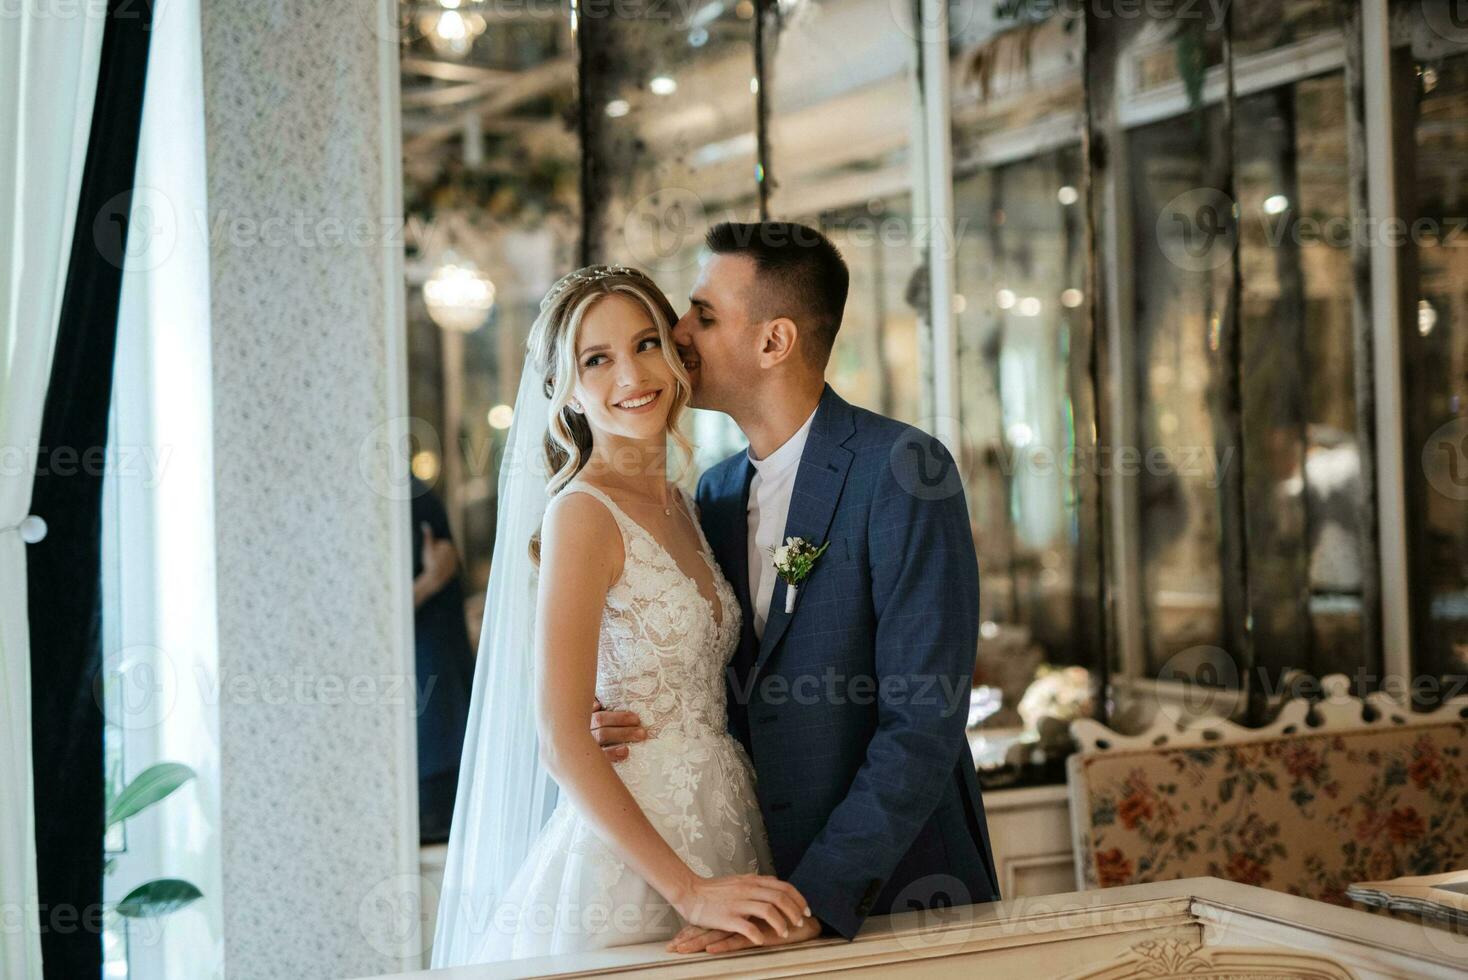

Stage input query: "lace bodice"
[
  {"left": 562, "top": 483, "right": 741, "bottom": 740},
  {"left": 468, "top": 482, "right": 769, "bottom": 962}
]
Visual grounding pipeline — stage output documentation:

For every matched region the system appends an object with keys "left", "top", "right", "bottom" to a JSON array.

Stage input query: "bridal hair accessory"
[
  {"left": 770, "top": 536, "right": 830, "bottom": 614},
  {"left": 538, "top": 264, "right": 642, "bottom": 312}
]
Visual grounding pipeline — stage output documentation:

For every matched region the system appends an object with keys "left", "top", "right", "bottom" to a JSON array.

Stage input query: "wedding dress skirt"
[{"left": 466, "top": 484, "right": 773, "bottom": 963}]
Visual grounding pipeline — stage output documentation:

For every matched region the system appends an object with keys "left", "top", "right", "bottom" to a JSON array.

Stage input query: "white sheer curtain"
[{"left": 0, "top": 9, "right": 108, "bottom": 979}]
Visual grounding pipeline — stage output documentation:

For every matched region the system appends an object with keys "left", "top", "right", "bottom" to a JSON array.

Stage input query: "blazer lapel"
[
  {"left": 703, "top": 454, "right": 759, "bottom": 676},
  {"left": 726, "top": 457, "right": 758, "bottom": 668},
  {"left": 752, "top": 385, "right": 856, "bottom": 681}
]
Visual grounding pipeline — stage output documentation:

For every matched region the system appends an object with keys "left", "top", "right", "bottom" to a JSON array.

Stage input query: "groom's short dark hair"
[{"left": 704, "top": 221, "right": 849, "bottom": 365}]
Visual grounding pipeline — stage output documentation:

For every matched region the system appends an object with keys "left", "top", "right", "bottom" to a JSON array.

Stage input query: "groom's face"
[{"left": 671, "top": 253, "right": 760, "bottom": 414}]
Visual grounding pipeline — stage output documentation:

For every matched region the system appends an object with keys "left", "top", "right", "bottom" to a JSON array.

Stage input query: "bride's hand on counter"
[
  {"left": 667, "top": 873, "right": 811, "bottom": 948},
  {"left": 666, "top": 913, "right": 823, "bottom": 954}
]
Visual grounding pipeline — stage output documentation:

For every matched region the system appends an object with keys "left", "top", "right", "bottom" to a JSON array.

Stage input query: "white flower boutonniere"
[{"left": 769, "top": 536, "right": 830, "bottom": 614}]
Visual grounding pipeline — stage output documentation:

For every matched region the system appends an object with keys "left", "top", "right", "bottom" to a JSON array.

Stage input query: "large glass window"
[
  {"left": 402, "top": 5, "right": 580, "bottom": 598},
  {"left": 948, "top": 7, "right": 1097, "bottom": 745},
  {"left": 954, "top": 145, "right": 1100, "bottom": 729},
  {"left": 765, "top": 0, "right": 921, "bottom": 421},
  {"left": 1400, "top": 6, "right": 1468, "bottom": 686},
  {"left": 1125, "top": 71, "right": 1367, "bottom": 684},
  {"left": 790, "top": 195, "right": 925, "bottom": 425},
  {"left": 1098, "top": 0, "right": 1374, "bottom": 701}
]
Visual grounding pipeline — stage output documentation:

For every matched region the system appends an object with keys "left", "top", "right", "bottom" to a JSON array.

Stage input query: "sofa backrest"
[{"left": 1067, "top": 676, "right": 1468, "bottom": 905}]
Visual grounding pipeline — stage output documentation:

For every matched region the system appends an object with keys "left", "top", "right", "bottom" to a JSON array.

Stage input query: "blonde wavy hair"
[{"left": 528, "top": 264, "right": 695, "bottom": 502}]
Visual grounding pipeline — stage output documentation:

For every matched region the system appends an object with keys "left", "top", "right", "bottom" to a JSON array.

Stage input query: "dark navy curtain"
[{"left": 28, "top": 2, "right": 154, "bottom": 976}]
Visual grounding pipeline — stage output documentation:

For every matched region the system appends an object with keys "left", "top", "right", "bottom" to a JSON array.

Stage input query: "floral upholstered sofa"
[{"left": 1067, "top": 676, "right": 1468, "bottom": 906}]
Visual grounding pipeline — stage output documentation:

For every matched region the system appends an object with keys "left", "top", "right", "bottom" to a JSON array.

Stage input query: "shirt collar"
[{"left": 748, "top": 404, "right": 818, "bottom": 476}]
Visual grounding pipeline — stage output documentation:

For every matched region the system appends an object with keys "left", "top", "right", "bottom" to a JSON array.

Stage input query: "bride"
[{"left": 432, "top": 265, "right": 811, "bottom": 965}]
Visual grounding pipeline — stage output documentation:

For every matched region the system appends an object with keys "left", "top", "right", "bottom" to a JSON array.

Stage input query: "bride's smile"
[{"left": 613, "top": 388, "right": 663, "bottom": 412}]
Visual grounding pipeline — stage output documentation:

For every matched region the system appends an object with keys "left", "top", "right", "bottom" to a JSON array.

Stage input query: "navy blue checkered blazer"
[{"left": 696, "top": 384, "right": 1000, "bottom": 939}]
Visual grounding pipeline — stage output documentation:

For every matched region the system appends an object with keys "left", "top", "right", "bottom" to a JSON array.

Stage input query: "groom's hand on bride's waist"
[{"left": 590, "top": 698, "right": 645, "bottom": 761}]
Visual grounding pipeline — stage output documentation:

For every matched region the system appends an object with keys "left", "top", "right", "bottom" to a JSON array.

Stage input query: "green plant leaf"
[
  {"left": 106, "top": 762, "right": 195, "bottom": 828},
  {"left": 115, "top": 878, "right": 202, "bottom": 919}
]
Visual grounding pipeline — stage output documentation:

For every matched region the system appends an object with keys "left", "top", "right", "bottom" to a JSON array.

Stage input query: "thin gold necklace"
[{"left": 596, "top": 478, "right": 674, "bottom": 516}]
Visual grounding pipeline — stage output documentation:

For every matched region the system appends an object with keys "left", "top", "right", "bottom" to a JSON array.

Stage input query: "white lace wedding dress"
[{"left": 466, "top": 483, "right": 774, "bottom": 963}]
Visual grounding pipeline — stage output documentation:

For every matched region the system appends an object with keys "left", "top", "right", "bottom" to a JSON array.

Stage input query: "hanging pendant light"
[{"left": 424, "top": 250, "right": 495, "bottom": 333}]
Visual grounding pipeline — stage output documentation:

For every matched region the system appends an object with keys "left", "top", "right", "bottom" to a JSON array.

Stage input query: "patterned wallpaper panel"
[{"left": 199, "top": 2, "right": 417, "bottom": 977}]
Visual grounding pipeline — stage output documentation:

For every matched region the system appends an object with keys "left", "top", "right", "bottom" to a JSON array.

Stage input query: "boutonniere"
[{"left": 770, "top": 536, "right": 830, "bottom": 614}]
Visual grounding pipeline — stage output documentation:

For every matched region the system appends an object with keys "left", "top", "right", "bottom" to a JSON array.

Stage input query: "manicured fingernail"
[{"left": 804, "top": 906, "right": 812, "bottom": 915}]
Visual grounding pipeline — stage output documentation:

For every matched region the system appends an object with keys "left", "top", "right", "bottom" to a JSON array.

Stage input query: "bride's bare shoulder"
[{"left": 540, "top": 483, "right": 624, "bottom": 562}]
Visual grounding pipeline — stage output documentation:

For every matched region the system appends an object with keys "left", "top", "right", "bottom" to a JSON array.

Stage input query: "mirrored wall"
[{"left": 398, "top": 0, "right": 1468, "bottom": 797}]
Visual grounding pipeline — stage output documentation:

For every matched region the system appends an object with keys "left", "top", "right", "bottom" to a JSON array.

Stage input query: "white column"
[
  {"left": 917, "top": 0, "right": 961, "bottom": 452},
  {"left": 1360, "top": 0, "right": 1413, "bottom": 684},
  {"left": 198, "top": 0, "right": 420, "bottom": 976}
]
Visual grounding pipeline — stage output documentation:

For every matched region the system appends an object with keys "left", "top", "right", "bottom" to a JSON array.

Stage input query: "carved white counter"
[
  {"left": 980, "top": 782, "right": 1076, "bottom": 898},
  {"left": 366, "top": 877, "right": 1468, "bottom": 980}
]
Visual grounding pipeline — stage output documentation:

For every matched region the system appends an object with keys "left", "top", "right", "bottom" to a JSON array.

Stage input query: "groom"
[{"left": 592, "top": 220, "right": 1000, "bottom": 951}]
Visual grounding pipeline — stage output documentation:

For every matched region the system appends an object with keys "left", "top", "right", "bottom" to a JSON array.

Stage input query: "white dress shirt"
[{"left": 746, "top": 406, "right": 818, "bottom": 639}]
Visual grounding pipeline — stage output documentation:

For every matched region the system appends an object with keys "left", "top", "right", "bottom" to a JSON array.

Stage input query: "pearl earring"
[{"left": 569, "top": 399, "right": 583, "bottom": 414}]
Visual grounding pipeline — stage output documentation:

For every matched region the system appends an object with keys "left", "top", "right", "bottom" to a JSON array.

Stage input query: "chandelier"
[
  {"left": 423, "top": 251, "right": 495, "bottom": 333},
  {"left": 419, "top": 0, "right": 487, "bottom": 59}
]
